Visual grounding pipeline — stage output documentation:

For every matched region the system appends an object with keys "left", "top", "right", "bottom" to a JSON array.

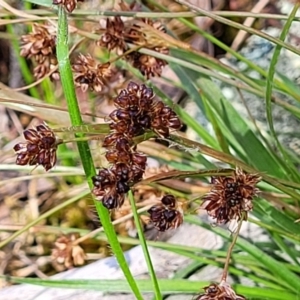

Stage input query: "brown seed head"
[
  {"left": 20, "top": 23, "right": 56, "bottom": 61},
  {"left": 72, "top": 53, "right": 112, "bottom": 92},
  {"left": 127, "top": 52, "right": 167, "bottom": 78},
  {"left": 194, "top": 281, "right": 246, "bottom": 300},
  {"left": 94, "top": 82, "right": 181, "bottom": 210},
  {"left": 98, "top": 16, "right": 128, "bottom": 55},
  {"left": 13, "top": 123, "right": 60, "bottom": 171},
  {"left": 148, "top": 194, "right": 183, "bottom": 231},
  {"left": 92, "top": 167, "right": 130, "bottom": 210},
  {"left": 52, "top": 0, "right": 84, "bottom": 13},
  {"left": 110, "top": 82, "right": 181, "bottom": 137},
  {"left": 202, "top": 168, "right": 261, "bottom": 224},
  {"left": 124, "top": 17, "right": 169, "bottom": 78},
  {"left": 51, "top": 233, "right": 86, "bottom": 269},
  {"left": 20, "top": 23, "right": 58, "bottom": 80},
  {"left": 33, "top": 54, "right": 59, "bottom": 80},
  {"left": 149, "top": 101, "right": 182, "bottom": 137}
]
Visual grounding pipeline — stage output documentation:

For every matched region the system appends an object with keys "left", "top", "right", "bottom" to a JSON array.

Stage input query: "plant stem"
[
  {"left": 56, "top": 6, "right": 143, "bottom": 299},
  {"left": 128, "top": 190, "right": 162, "bottom": 299},
  {"left": 221, "top": 216, "right": 244, "bottom": 281}
]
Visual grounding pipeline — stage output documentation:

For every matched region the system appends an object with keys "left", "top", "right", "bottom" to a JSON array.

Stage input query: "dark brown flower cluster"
[
  {"left": 194, "top": 282, "right": 246, "bottom": 300},
  {"left": 20, "top": 23, "right": 59, "bottom": 80},
  {"left": 92, "top": 82, "right": 181, "bottom": 209},
  {"left": 72, "top": 53, "right": 112, "bottom": 92},
  {"left": 109, "top": 81, "right": 181, "bottom": 138},
  {"left": 52, "top": 0, "right": 84, "bottom": 13},
  {"left": 98, "top": 1, "right": 169, "bottom": 78},
  {"left": 148, "top": 194, "right": 183, "bottom": 232},
  {"left": 13, "top": 124, "right": 61, "bottom": 171},
  {"left": 51, "top": 233, "right": 86, "bottom": 269},
  {"left": 202, "top": 169, "right": 261, "bottom": 224}
]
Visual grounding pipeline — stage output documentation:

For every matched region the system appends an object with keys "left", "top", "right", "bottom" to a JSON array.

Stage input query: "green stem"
[
  {"left": 128, "top": 190, "right": 162, "bottom": 299},
  {"left": 221, "top": 215, "right": 244, "bottom": 281},
  {"left": 56, "top": 6, "right": 143, "bottom": 299}
]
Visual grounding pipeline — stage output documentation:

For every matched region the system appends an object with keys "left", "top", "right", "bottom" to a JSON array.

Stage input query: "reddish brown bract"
[
  {"left": 13, "top": 124, "right": 60, "bottom": 171},
  {"left": 202, "top": 168, "right": 261, "bottom": 224}
]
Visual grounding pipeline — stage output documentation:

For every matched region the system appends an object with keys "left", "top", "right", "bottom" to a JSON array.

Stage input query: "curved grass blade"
[
  {"left": 265, "top": 2, "right": 300, "bottom": 182},
  {"left": 197, "top": 78, "right": 287, "bottom": 178}
]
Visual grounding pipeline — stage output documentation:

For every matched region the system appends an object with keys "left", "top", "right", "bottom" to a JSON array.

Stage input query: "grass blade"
[
  {"left": 3, "top": 277, "right": 297, "bottom": 299},
  {"left": 265, "top": 2, "right": 300, "bottom": 182}
]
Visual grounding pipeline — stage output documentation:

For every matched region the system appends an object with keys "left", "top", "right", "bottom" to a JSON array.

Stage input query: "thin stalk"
[
  {"left": 128, "top": 190, "right": 162, "bottom": 300},
  {"left": 221, "top": 216, "right": 244, "bottom": 281},
  {"left": 56, "top": 6, "right": 143, "bottom": 299},
  {"left": 3, "top": 8, "right": 300, "bottom": 21}
]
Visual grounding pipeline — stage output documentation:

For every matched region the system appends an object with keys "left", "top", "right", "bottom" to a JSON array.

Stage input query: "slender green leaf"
[
  {"left": 3, "top": 277, "right": 297, "bottom": 299},
  {"left": 169, "top": 62, "right": 205, "bottom": 112},
  {"left": 265, "top": 3, "right": 300, "bottom": 182},
  {"left": 197, "top": 78, "right": 287, "bottom": 178}
]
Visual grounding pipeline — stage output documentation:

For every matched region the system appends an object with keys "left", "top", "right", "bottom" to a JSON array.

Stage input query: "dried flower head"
[
  {"left": 20, "top": 23, "right": 56, "bottom": 61},
  {"left": 202, "top": 168, "right": 261, "bottom": 224},
  {"left": 13, "top": 123, "right": 61, "bottom": 171},
  {"left": 92, "top": 167, "right": 129, "bottom": 210},
  {"left": 51, "top": 233, "right": 86, "bottom": 269},
  {"left": 127, "top": 52, "right": 168, "bottom": 78},
  {"left": 97, "top": 2, "right": 168, "bottom": 78},
  {"left": 52, "top": 0, "right": 84, "bottom": 13},
  {"left": 33, "top": 55, "right": 59, "bottom": 80},
  {"left": 20, "top": 23, "right": 58, "bottom": 80},
  {"left": 149, "top": 100, "right": 182, "bottom": 137},
  {"left": 194, "top": 281, "right": 246, "bottom": 300},
  {"left": 98, "top": 16, "right": 127, "bottom": 55},
  {"left": 72, "top": 53, "right": 112, "bottom": 92},
  {"left": 125, "top": 18, "right": 169, "bottom": 78},
  {"left": 148, "top": 194, "right": 183, "bottom": 231},
  {"left": 108, "top": 81, "right": 181, "bottom": 138},
  {"left": 92, "top": 82, "right": 181, "bottom": 209}
]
